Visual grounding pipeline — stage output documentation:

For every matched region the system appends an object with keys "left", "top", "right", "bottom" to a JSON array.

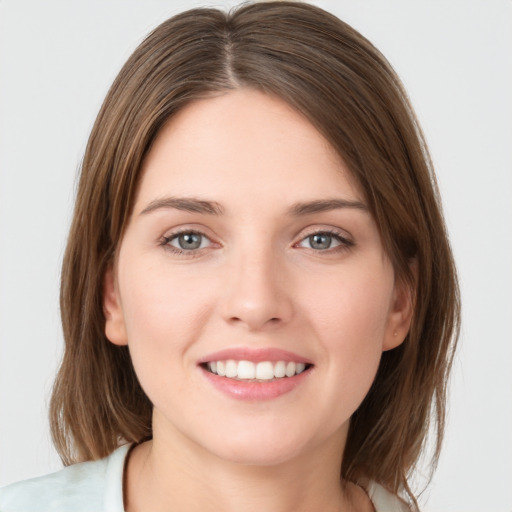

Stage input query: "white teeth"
[
  {"left": 205, "top": 360, "right": 309, "bottom": 380},
  {"left": 256, "top": 361, "right": 274, "bottom": 380},
  {"left": 296, "top": 362, "right": 306, "bottom": 374},
  {"left": 285, "top": 362, "right": 296, "bottom": 377},
  {"left": 225, "top": 360, "right": 238, "bottom": 378},
  {"left": 274, "top": 361, "right": 286, "bottom": 378},
  {"left": 237, "top": 360, "right": 256, "bottom": 379},
  {"left": 216, "top": 361, "right": 226, "bottom": 377}
]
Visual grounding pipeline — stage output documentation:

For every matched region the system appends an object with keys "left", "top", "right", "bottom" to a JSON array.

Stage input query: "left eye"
[
  {"left": 167, "top": 231, "right": 211, "bottom": 251},
  {"left": 298, "top": 232, "right": 344, "bottom": 250}
]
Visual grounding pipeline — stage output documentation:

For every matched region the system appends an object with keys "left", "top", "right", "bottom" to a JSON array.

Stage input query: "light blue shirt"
[{"left": 0, "top": 444, "right": 409, "bottom": 511}]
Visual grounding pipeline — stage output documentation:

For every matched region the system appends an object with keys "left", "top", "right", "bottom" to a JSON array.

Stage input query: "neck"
[{"left": 124, "top": 423, "right": 370, "bottom": 512}]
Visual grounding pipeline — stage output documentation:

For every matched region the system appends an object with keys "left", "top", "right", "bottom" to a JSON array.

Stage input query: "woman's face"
[{"left": 104, "top": 89, "right": 411, "bottom": 466}]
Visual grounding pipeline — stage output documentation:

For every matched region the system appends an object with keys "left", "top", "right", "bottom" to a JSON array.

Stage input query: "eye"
[
  {"left": 165, "top": 231, "right": 211, "bottom": 251},
  {"left": 297, "top": 231, "right": 353, "bottom": 251}
]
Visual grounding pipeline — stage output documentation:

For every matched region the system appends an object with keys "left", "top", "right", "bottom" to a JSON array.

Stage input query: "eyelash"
[
  {"left": 159, "top": 228, "right": 354, "bottom": 257},
  {"left": 296, "top": 229, "right": 355, "bottom": 253},
  {"left": 160, "top": 229, "right": 212, "bottom": 258}
]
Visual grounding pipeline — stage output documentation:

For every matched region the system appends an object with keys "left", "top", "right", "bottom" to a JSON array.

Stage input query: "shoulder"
[
  {"left": 0, "top": 444, "right": 130, "bottom": 512},
  {"left": 366, "top": 481, "right": 411, "bottom": 512}
]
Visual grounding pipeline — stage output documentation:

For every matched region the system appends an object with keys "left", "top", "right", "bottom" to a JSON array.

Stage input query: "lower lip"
[{"left": 200, "top": 367, "right": 311, "bottom": 401}]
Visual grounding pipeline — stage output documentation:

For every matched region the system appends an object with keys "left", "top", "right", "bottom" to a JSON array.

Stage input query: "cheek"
[
  {"left": 117, "top": 276, "right": 209, "bottom": 413},
  {"left": 300, "top": 265, "right": 393, "bottom": 399},
  {"left": 303, "top": 265, "right": 394, "bottom": 343},
  {"left": 120, "top": 254, "right": 208, "bottom": 328},
  {"left": 117, "top": 260, "right": 215, "bottom": 379}
]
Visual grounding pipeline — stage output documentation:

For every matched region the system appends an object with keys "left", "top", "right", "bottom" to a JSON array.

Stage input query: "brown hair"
[{"left": 50, "top": 2, "right": 460, "bottom": 508}]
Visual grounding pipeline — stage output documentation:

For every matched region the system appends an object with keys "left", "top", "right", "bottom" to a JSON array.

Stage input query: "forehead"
[{"left": 135, "top": 89, "right": 363, "bottom": 213}]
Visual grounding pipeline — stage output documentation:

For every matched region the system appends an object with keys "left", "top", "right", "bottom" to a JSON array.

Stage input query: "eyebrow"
[
  {"left": 140, "top": 197, "right": 224, "bottom": 216},
  {"left": 139, "top": 196, "right": 368, "bottom": 217},
  {"left": 287, "top": 198, "right": 368, "bottom": 216}
]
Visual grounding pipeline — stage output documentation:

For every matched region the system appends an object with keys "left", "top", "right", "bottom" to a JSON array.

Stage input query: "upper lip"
[{"left": 198, "top": 347, "right": 312, "bottom": 365}]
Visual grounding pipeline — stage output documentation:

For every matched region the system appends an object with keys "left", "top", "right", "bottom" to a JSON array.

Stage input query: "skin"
[{"left": 103, "top": 89, "right": 413, "bottom": 512}]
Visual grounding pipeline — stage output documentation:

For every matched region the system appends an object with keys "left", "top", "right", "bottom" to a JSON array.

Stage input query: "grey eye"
[
  {"left": 308, "top": 233, "right": 334, "bottom": 250},
  {"left": 298, "top": 232, "right": 344, "bottom": 251},
  {"left": 171, "top": 232, "right": 205, "bottom": 250}
]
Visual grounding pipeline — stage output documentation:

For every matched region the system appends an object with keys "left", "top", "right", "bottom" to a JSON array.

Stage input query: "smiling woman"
[
  {"left": 0, "top": 2, "right": 459, "bottom": 512},
  {"left": 104, "top": 91, "right": 406, "bottom": 483}
]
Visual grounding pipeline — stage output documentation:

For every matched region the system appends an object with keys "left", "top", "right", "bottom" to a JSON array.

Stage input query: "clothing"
[{"left": 0, "top": 444, "right": 409, "bottom": 511}]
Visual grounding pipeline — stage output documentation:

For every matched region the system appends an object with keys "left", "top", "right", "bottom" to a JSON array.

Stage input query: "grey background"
[{"left": 1, "top": 1, "right": 511, "bottom": 510}]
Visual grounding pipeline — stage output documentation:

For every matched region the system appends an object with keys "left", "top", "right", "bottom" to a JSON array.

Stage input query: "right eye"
[{"left": 164, "top": 231, "right": 212, "bottom": 252}]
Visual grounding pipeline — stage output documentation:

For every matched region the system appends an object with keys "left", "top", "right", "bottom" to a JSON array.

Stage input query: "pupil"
[
  {"left": 310, "top": 233, "right": 331, "bottom": 250},
  {"left": 179, "top": 233, "right": 201, "bottom": 249}
]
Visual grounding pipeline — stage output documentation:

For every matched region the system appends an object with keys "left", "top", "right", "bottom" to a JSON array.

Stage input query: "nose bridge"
[{"left": 220, "top": 234, "right": 292, "bottom": 330}]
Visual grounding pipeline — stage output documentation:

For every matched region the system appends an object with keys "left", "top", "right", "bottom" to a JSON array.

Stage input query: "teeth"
[
  {"left": 255, "top": 361, "right": 274, "bottom": 380},
  {"left": 296, "top": 362, "right": 306, "bottom": 374},
  {"left": 205, "top": 360, "right": 309, "bottom": 380},
  {"left": 225, "top": 360, "right": 237, "bottom": 378},
  {"left": 237, "top": 360, "right": 256, "bottom": 379},
  {"left": 216, "top": 361, "right": 226, "bottom": 377},
  {"left": 285, "top": 362, "right": 296, "bottom": 377},
  {"left": 274, "top": 361, "right": 286, "bottom": 378}
]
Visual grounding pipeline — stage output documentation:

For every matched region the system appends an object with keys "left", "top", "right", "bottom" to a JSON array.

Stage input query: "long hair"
[{"left": 50, "top": 2, "right": 460, "bottom": 507}]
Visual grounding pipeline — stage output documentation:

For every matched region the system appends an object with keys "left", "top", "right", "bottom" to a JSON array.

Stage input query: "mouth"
[
  {"left": 200, "top": 360, "right": 313, "bottom": 382},
  {"left": 198, "top": 348, "right": 313, "bottom": 400}
]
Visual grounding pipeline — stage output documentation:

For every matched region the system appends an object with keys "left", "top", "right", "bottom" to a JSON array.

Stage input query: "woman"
[{"left": 0, "top": 2, "right": 459, "bottom": 511}]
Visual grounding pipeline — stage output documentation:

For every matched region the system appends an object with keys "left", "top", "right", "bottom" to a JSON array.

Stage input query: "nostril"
[{"left": 227, "top": 316, "right": 281, "bottom": 326}]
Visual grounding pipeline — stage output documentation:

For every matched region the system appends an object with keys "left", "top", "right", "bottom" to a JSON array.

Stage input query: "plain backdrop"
[{"left": 0, "top": 1, "right": 511, "bottom": 511}]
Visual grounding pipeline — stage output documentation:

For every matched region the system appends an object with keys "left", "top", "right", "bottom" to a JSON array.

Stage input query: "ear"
[
  {"left": 103, "top": 265, "right": 128, "bottom": 346},
  {"left": 383, "top": 260, "right": 417, "bottom": 351}
]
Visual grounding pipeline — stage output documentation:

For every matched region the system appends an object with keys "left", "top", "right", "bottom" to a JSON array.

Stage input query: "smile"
[
  {"left": 198, "top": 348, "right": 313, "bottom": 400},
  {"left": 204, "top": 360, "right": 310, "bottom": 381}
]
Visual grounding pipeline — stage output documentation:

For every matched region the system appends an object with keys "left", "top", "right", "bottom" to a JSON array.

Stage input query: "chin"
[
  {"left": 215, "top": 443, "right": 305, "bottom": 467},
  {"left": 200, "top": 424, "right": 325, "bottom": 467}
]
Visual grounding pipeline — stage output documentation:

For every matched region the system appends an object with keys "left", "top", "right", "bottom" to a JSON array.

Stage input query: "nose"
[{"left": 219, "top": 246, "right": 293, "bottom": 332}]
